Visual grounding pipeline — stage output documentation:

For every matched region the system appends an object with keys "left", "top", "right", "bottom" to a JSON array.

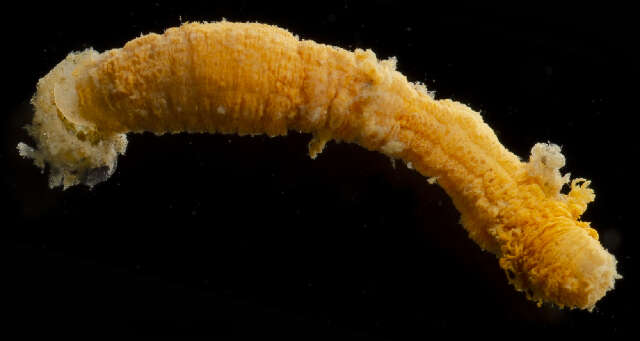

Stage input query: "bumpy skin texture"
[{"left": 18, "top": 21, "right": 620, "bottom": 310}]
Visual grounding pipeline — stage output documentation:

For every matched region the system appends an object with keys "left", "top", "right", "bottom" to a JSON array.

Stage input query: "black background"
[{"left": 2, "top": 1, "right": 637, "bottom": 338}]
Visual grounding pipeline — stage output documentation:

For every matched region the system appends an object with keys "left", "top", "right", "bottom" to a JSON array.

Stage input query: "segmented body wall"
[{"left": 18, "top": 21, "right": 619, "bottom": 310}]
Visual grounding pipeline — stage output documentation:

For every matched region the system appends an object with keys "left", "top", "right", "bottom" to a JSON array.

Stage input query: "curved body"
[{"left": 18, "top": 21, "right": 619, "bottom": 310}]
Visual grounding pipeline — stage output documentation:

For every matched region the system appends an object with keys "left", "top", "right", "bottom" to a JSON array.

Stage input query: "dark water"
[{"left": 2, "top": 1, "right": 636, "bottom": 338}]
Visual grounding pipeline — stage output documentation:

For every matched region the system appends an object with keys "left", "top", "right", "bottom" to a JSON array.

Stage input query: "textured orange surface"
[{"left": 19, "top": 21, "right": 619, "bottom": 310}]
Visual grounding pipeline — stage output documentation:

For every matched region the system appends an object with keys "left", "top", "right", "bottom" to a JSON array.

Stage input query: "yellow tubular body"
[{"left": 18, "top": 21, "right": 620, "bottom": 310}]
